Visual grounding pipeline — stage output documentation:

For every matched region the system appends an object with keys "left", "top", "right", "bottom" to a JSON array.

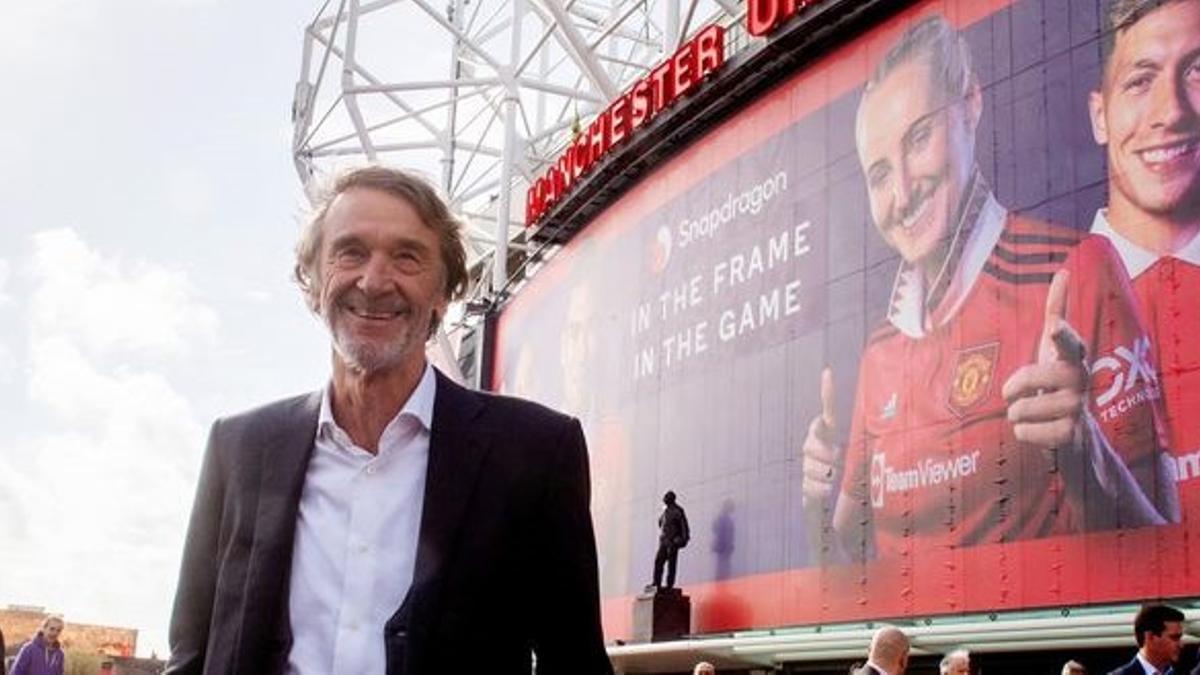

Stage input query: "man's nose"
[
  {"left": 891, "top": 161, "right": 915, "bottom": 217},
  {"left": 1150, "top": 74, "right": 1193, "bottom": 130},
  {"left": 357, "top": 253, "right": 394, "bottom": 294}
]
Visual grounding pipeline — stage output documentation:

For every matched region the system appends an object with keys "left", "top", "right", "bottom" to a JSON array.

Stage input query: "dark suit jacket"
[
  {"left": 166, "top": 369, "right": 612, "bottom": 674},
  {"left": 1108, "top": 657, "right": 1163, "bottom": 675}
]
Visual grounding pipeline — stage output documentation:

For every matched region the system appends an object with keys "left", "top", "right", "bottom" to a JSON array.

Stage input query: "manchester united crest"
[{"left": 947, "top": 342, "right": 999, "bottom": 417}]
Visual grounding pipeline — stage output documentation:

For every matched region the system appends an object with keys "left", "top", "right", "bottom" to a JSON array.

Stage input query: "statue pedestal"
[{"left": 633, "top": 586, "right": 691, "bottom": 643}]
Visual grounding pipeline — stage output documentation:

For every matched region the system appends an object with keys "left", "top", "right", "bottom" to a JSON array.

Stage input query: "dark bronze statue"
[{"left": 652, "top": 491, "right": 690, "bottom": 589}]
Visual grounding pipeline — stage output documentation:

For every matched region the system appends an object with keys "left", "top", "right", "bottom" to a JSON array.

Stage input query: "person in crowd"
[
  {"left": 166, "top": 165, "right": 611, "bottom": 674},
  {"left": 1063, "top": 660, "right": 1088, "bottom": 675},
  {"left": 1109, "top": 604, "right": 1185, "bottom": 675},
  {"left": 801, "top": 13, "right": 1177, "bottom": 562},
  {"left": 940, "top": 648, "right": 970, "bottom": 675},
  {"left": 856, "top": 626, "right": 909, "bottom": 675},
  {"left": 692, "top": 662, "right": 716, "bottom": 675},
  {"left": 10, "top": 616, "right": 64, "bottom": 675}
]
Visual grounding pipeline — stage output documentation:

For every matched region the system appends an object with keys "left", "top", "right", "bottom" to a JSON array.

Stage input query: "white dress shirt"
[
  {"left": 286, "top": 364, "right": 436, "bottom": 675},
  {"left": 1136, "top": 652, "right": 1171, "bottom": 675}
]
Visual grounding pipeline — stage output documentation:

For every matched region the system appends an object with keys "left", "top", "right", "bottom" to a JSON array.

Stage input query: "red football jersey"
[
  {"left": 1130, "top": 259, "right": 1200, "bottom": 464},
  {"left": 839, "top": 214, "right": 1169, "bottom": 558},
  {"left": 1091, "top": 213, "right": 1200, "bottom": 485}
]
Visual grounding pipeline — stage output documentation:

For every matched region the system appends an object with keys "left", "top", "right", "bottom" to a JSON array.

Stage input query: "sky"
[{"left": 0, "top": 0, "right": 343, "bottom": 658}]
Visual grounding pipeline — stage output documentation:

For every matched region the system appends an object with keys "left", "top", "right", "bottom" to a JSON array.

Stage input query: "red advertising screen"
[{"left": 493, "top": 0, "right": 1200, "bottom": 641}]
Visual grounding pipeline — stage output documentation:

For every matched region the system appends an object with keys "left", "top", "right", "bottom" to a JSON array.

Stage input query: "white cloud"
[
  {"left": 0, "top": 258, "right": 13, "bottom": 382},
  {"left": 0, "top": 258, "right": 12, "bottom": 306},
  {"left": 0, "top": 229, "right": 217, "bottom": 657},
  {"left": 29, "top": 228, "right": 218, "bottom": 357}
]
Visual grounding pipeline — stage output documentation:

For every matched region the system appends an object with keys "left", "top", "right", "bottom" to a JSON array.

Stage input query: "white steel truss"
[{"left": 292, "top": 0, "right": 746, "bottom": 367}]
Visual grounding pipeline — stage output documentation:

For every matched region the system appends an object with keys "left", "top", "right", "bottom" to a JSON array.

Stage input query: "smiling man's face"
[
  {"left": 1091, "top": 0, "right": 1200, "bottom": 227},
  {"left": 317, "top": 187, "right": 448, "bottom": 376}
]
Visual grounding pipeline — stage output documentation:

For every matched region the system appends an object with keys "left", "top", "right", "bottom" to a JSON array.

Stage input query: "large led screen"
[{"left": 493, "top": 0, "right": 1200, "bottom": 641}]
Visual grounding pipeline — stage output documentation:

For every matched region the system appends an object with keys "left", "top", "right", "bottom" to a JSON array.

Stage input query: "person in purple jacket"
[{"left": 10, "top": 616, "right": 64, "bottom": 675}]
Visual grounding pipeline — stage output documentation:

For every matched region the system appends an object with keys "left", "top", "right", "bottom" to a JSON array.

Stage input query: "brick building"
[{"left": 0, "top": 605, "right": 137, "bottom": 658}]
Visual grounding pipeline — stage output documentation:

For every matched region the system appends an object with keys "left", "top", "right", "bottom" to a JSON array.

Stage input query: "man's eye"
[
  {"left": 1123, "top": 72, "right": 1154, "bottom": 93},
  {"left": 394, "top": 250, "right": 425, "bottom": 271},
  {"left": 907, "top": 122, "right": 932, "bottom": 151},
  {"left": 1185, "top": 58, "right": 1200, "bottom": 83},
  {"left": 334, "top": 247, "right": 366, "bottom": 263}
]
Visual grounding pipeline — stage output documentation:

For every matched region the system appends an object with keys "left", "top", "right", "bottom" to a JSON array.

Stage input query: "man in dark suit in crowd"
[
  {"left": 165, "top": 165, "right": 611, "bottom": 674},
  {"left": 856, "top": 626, "right": 909, "bottom": 675},
  {"left": 1109, "top": 604, "right": 1185, "bottom": 675}
]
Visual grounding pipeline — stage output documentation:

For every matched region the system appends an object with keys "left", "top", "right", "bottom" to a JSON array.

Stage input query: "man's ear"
[{"left": 1089, "top": 89, "right": 1109, "bottom": 145}]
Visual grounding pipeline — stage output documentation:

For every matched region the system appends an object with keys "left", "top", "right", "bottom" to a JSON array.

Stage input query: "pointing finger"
[{"left": 821, "top": 366, "right": 837, "bottom": 430}]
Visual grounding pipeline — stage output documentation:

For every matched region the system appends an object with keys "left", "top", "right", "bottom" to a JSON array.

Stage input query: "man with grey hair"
[
  {"left": 167, "top": 165, "right": 611, "bottom": 674},
  {"left": 801, "top": 13, "right": 1175, "bottom": 562},
  {"left": 1063, "top": 660, "right": 1088, "bottom": 675},
  {"left": 939, "top": 648, "right": 970, "bottom": 675},
  {"left": 857, "top": 626, "right": 910, "bottom": 675}
]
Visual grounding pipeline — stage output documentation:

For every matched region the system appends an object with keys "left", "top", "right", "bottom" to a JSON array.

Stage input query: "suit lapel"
[
  {"left": 243, "top": 392, "right": 321, "bottom": 645},
  {"left": 393, "top": 370, "right": 489, "bottom": 625}
]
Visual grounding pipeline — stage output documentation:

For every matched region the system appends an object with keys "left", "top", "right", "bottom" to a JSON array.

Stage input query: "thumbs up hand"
[
  {"left": 802, "top": 367, "right": 842, "bottom": 505},
  {"left": 1001, "top": 270, "right": 1089, "bottom": 450}
]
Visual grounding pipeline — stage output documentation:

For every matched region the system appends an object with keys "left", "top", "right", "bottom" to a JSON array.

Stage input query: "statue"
[{"left": 652, "top": 490, "right": 690, "bottom": 589}]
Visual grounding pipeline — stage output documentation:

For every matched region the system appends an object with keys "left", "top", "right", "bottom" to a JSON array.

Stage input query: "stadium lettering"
[
  {"left": 525, "top": 24, "right": 726, "bottom": 226},
  {"left": 716, "top": 279, "right": 802, "bottom": 340},
  {"left": 747, "top": 0, "right": 828, "bottom": 37}
]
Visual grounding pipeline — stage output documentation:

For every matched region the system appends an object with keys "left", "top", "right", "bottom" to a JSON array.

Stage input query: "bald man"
[{"left": 858, "top": 627, "right": 910, "bottom": 675}]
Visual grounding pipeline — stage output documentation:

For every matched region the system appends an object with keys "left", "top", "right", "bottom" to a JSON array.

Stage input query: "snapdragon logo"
[
  {"left": 650, "top": 225, "right": 672, "bottom": 274},
  {"left": 676, "top": 170, "right": 788, "bottom": 249},
  {"left": 868, "top": 449, "right": 983, "bottom": 508}
]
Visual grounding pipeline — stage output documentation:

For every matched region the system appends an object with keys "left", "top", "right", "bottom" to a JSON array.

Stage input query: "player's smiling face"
[
  {"left": 1091, "top": 0, "right": 1200, "bottom": 224},
  {"left": 857, "top": 57, "right": 978, "bottom": 269}
]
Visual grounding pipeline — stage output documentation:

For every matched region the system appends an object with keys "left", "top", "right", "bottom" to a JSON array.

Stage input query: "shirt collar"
[
  {"left": 887, "top": 180, "right": 1006, "bottom": 338},
  {"left": 1091, "top": 208, "right": 1200, "bottom": 277},
  {"left": 318, "top": 363, "right": 437, "bottom": 441},
  {"left": 1136, "top": 652, "right": 1169, "bottom": 675}
]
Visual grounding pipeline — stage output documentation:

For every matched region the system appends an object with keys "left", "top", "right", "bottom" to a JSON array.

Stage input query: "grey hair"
[
  {"left": 293, "top": 165, "right": 469, "bottom": 313},
  {"left": 1061, "top": 659, "right": 1087, "bottom": 675},
  {"left": 939, "top": 648, "right": 970, "bottom": 674}
]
